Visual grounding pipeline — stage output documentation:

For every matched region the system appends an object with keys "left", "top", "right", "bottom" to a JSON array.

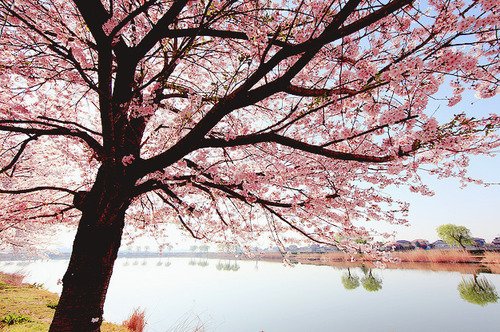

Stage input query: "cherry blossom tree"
[{"left": 0, "top": 0, "right": 498, "bottom": 330}]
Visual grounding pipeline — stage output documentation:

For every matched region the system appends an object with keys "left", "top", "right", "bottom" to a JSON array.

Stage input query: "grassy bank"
[
  {"left": 0, "top": 272, "right": 128, "bottom": 332},
  {"left": 393, "top": 249, "right": 478, "bottom": 263}
]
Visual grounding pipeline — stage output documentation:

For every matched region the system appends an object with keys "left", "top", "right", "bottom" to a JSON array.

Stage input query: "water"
[{"left": 1, "top": 258, "right": 499, "bottom": 331}]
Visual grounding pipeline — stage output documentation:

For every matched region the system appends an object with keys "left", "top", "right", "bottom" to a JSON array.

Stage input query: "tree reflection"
[
  {"left": 216, "top": 260, "right": 240, "bottom": 271},
  {"left": 156, "top": 258, "right": 171, "bottom": 267},
  {"left": 359, "top": 265, "right": 369, "bottom": 276},
  {"left": 361, "top": 269, "right": 383, "bottom": 292},
  {"left": 341, "top": 268, "right": 360, "bottom": 290},
  {"left": 458, "top": 275, "right": 499, "bottom": 306},
  {"left": 197, "top": 259, "right": 209, "bottom": 267},
  {"left": 340, "top": 267, "right": 382, "bottom": 292},
  {"left": 188, "top": 258, "right": 210, "bottom": 267}
]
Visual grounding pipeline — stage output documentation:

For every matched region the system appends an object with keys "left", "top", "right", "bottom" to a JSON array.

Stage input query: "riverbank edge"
[
  {"left": 3, "top": 250, "right": 500, "bottom": 274},
  {"left": 0, "top": 272, "right": 129, "bottom": 332}
]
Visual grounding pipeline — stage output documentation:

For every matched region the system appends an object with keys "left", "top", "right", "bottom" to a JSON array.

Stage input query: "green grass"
[
  {"left": 0, "top": 272, "right": 129, "bottom": 331},
  {"left": 2, "top": 313, "right": 32, "bottom": 325},
  {"left": 2, "top": 321, "right": 48, "bottom": 332}
]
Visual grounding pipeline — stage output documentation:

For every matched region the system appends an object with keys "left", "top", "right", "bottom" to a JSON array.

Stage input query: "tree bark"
[{"left": 49, "top": 166, "right": 132, "bottom": 332}]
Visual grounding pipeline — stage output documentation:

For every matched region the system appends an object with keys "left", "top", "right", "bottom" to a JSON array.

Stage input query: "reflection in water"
[
  {"left": 361, "top": 269, "right": 383, "bottom": 292},
  {"left": 341, "top": 268, "right": 360, "bottom": 290},
  {"left": 359, "top": 264, "right": 369, "bottom": 276},
  {"left": 16, "top": 261, "right": 30, "bottom": 266},
  {"left": 156, "top": 258, "right": 172, "bottom": 267},
  {"left": 458, "top": 275, "right": 499, "bottom": 306},
  {"left": 341, "top": 267, "right": 382, "bottom": 292},
  {"left": 122, "top": 258, "right": 170, "bottom": 267},
  {"left": 188, "top": 258, "right": 210, "bottom": 267},
  {"left": 197, "top": 259, "right": 209, "bottom": 267},
  {"left": 338, "top": 267, "right": 500, "bottom": 301},
  {"left": 2, "top": 258, "right": 500, "bottom": 331},
  {"left": 216, "top": 260, "right": 240, "bottom": 271}
]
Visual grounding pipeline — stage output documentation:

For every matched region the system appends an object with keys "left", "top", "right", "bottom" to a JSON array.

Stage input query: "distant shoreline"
[{"left": 2, "top": 249, "right": 499, "bottom": 272}]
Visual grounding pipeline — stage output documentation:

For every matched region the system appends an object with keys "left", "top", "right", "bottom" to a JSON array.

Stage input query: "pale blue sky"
[
  {"left": 382, "top": 154, "right": 499, "bottom": 242},
  {"left": 384, "top": 87, "right": 499, "bottom": 242}
]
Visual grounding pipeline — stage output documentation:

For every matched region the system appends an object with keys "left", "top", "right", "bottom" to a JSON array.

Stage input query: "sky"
[
  {"left": 383, "top": 89, "right": 500, "bottom": 242},
  {"left": 377, "top": 153, "right": 500, "bottom": 242}
]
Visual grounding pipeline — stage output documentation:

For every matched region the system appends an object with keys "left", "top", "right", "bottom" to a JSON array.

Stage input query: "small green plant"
[
  {"left": 2, "top": 313, "right": 32, "bottom": 325},
  {"left": 30, "top": 282, "right": 44, "bottom": 289}
]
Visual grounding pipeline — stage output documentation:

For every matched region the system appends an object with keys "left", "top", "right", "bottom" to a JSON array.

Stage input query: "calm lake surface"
[{"left": 1, "top": 257, "right": 499, "bottom": 331}]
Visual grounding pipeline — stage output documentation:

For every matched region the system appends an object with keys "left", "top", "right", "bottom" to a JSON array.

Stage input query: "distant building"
[
  {"left": 431, "top": 240, "right": 450, "bottom": 249},
  {"left": 473, "top": 238, "right": 486, "bottom": 247},
  {"left": 382, "top": 241, "right": 403, "bottom": 251},
  {"left": 396, "top": 240, "right": 415, "bottom": 250},
  {"left": 292, "top": 244, "right": 338, "bottom": 253},
  {"left": 310, "top": 244, "right": 325, "bottom": 253},
  {"left": 411, "top": 239, "right": 430, "bottom": 249},
  {"left": 326, "top": 245, "right": 339, "bottom": 252}
]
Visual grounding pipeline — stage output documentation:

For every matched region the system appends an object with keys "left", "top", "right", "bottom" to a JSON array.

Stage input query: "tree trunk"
[
  {"left": 49, "top": 167, "right": 132, "bottom": 332},
  {"left": 458, "top": 236, "right": 466, "bottom": 250}
]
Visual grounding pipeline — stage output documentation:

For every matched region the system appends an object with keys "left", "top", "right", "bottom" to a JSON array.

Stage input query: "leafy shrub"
[{"left": 2, "top": 313, "right": 32, "bottom": 325}]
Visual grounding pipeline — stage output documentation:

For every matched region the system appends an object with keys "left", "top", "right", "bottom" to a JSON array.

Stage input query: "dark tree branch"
[
  {"left": 0, "top": 186, "right": 77, "bottom": 195},
  {"left": 336, "top": 0, "right": 413, "bottom": 38},
  {"left": 0, "top": 135, "right": 38, "bottom": 175},
  {"left": 109, "top": 0, "right": 159, "bottom": 38},
  {"left": 155, "top": 191, "right": 204, "bottom": 239},
  {"left": 243, "top": 0, "right": 413, "bottom": 106},
  {"left": 38, "top": 116, "right": 102, "bottom": 136},
  {"left": 127, "top": 0, "right": 414, "bottom": 179},
  {"left": 159, "top": 28, "right": 292, "bottom": 47},
  {"left": 2, "top": 5, "right": 98, "bottom": 90},
  {"left": 202, "top": 133, "right": 397, "bottom": 163},
  {"left": 0, "top": 121, "right": 104, "bottom": 159},
  {"left": 263, "top": 205, "right": 335, "bottom": 246},
  {"left": 284, "top": 84, "right": 356, "bottom": 97},
  {"left": 321, "top": 115, "right": 419, "bottom": 147},
  {"left": 72, "top": 0, "right": 110, "bottom": 44},
  {"left": 133, "top": 0, "right": 190, "bottom": 59}
]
